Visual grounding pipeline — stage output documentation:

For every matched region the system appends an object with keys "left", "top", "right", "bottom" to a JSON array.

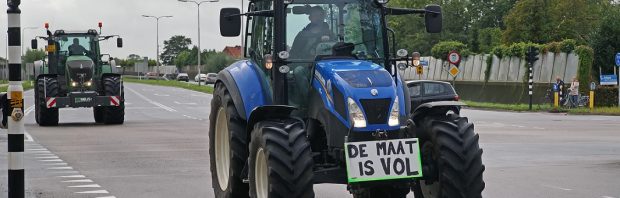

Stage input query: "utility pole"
[
  {"left": 7, "top": 0, "right": 26, "bottom": 197},
  {"left": 179, "top": 0, "right": 219, "bottom": 86},
  {"left": 142, "top": 15, "right": 173, "bottom": 81}
]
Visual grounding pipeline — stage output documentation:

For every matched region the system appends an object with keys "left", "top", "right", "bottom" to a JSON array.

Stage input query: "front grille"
[
  {"left": 333, "top": 85, "right": 346, "bottom": 119},
  {"left": 359, "top": 98, "right": 391, "bottom": 124}
]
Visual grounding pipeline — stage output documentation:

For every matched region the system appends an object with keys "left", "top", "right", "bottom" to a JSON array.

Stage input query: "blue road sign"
[
  {"left": 600, "top": 75, "right": 618, "bottom": 86},
  {"left": 616, "top": 53, "right": 620, "bottom": 67},
  {"left": 420, "top": 60, "right": 429, "bottom": 66}
]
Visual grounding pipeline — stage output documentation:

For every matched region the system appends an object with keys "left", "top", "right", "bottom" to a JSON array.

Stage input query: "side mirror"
[
  {"left": 424, "top": 5, "right": 442, "bottom": 33},
  {"left": 31, "top": 39, "right": 38, "bottom": 49},
  {"left": 101, "top": 54, "right": 111, "bottom": 63},
  {"left": 220, "top": 8, "right": 242, "bottom": 37},
  {"left": 117, "top": 38, "right": 123, "bottom": 48}
]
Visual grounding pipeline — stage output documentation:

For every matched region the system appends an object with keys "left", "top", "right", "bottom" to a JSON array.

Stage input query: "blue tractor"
[{"left": 210, "top": 0, "right": 485, "bottom": 197}]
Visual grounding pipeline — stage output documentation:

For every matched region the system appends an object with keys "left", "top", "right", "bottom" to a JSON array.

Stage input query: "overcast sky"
[{"left": 1, "top": 0, "right": 244, "bottom": 60}]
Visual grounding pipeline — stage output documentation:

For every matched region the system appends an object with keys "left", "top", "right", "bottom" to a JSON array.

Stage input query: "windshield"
[
  {"left": 286, "top": 0, "right": 385, "bottom": 62},
  {"left": 56, "top": 35, "right": 97, "bottom": 58}
]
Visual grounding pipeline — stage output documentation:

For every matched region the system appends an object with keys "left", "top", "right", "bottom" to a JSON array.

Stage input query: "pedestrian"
[{"left": 569, "top": 77, "right": 579, "bottom": 107}]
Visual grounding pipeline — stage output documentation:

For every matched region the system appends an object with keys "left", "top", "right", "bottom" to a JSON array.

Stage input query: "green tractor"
[{"left": 31, "top": 23, "right": 125, "bottom": 126}]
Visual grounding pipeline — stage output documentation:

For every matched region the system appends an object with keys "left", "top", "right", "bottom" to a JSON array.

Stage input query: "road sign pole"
[
  {"left": 7, "top": 1, "right": 25, "bottom": 197},
  {"left": 616, "top": 53, "right": 620, "bottom": 106}
]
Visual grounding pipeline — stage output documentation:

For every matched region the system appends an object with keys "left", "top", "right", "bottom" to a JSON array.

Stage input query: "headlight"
[
  {"left": 85, "top": 81, "right": 92, "bottom": 86},
  {"left": 71, "top": 81, "right": 77, "bottom": 87},
  {"left": 388, "top": 97, "right": 399, "bottom": 126},
  {"left": 347, "top": 98, "right": 367, "bottom": 128}
]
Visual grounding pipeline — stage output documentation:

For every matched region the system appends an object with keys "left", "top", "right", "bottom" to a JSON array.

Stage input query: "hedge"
[
  {"left": 491, "top": 42, "right": 542, "bottom": 58},
  {"left": 431, "top": 41, "right": 472, "bottom": 60},
  {"left": 594, "top": 86, "right": 618, "bottom": 107}
]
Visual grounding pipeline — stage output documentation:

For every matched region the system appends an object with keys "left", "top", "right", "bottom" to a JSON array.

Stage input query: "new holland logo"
[
  {"left": 75, "top": 97, "right": 92, "bottom": 103},
  {"left": 370, "top": 89, "right": 379, "bottom": 96}
]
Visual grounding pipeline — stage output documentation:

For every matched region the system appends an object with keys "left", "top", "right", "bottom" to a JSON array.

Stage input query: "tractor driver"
[
  {"left": 68, "top": 38, "right": 89, "bottom": 56},
  {"left": 289, "top": 6, "right": 335, "bottom": 60}
]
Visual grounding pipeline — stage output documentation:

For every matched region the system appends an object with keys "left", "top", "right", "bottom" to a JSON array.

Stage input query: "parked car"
[
  {"left": 177, "top": 73, "right": 189, "bottom": 82},
  {"left": 406, "top": 80, "right": 460, "bottom": 114},
  {"left": 205, "top": 73, "right": 217, "bottom": 84},
  {"left": 194, "top": 73, "right": 208, "bottom": 82},
  {"left": 145, "top": 72, "right": 158, "bottom": 80}
]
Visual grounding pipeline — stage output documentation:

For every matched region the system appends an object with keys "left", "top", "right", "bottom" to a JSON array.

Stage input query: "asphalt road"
[{"left": 0, "top": 82, "right": 619, "bottom": 197}]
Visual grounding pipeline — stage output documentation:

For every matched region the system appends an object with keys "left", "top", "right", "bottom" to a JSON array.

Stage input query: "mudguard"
[
  {"left": 216, "top": 60, "right": 272, "bottom": 120},
  {"left": 411, "top": 101, "right": 466, "bottom": 123}
]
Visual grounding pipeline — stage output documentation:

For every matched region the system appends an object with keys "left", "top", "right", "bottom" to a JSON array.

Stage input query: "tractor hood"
[
  {"left": 314, "top": 59, "right": 404, "bottom": 132},
  {"left": 66, "top": 56, "right": 94, "bottom": 82}
]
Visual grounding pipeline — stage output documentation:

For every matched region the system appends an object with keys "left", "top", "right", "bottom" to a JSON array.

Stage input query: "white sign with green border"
[{"left": 345, "top": 138, "right": 423, "bottom": 183}]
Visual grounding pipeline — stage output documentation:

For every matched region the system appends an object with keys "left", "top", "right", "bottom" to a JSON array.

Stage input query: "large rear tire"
[
  {"left": 209, "top": 83, "right": 249, "bottom": 198},
  {"left": 101, "top": 76, "right": 124, "bottom": 124},
  {"left": 93, "top": 107, "right": 104, "bottom": 123},
  {"left": 36, "top": 77, "right": 59, "bottom": 126},
  {"left": 249, "top": 120, "right": 314, "bottom": 198},
  {"left": 413, "top": 115, "right": 485, "bottom": 198}
]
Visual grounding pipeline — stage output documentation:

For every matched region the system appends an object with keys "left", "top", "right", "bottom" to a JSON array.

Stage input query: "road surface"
[{"left": 1, "top": 82, "right": 619, "bottom": 197}]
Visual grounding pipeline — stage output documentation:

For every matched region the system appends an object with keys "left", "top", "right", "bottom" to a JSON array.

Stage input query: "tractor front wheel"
[
  {"left": 101, "top": 76, "right": 124, "bottom": 124},
  {"left": 413, "top": 115, "right": 485, "bottom": 198},
  {"left": 249, "top": 120, "right": 314, "bottom": 198},
  {"left": 209, "top": 83, "right": 249, "bottom": 198},
  {"left": 36, "top": 77, "right": 59, "bottom": 126}
]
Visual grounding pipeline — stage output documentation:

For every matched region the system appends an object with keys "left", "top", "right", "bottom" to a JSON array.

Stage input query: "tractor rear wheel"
[
  {"left": 249, "top": 120, "right": 314, "bottom": 198},
  {"left": 93, "top": 107, "right": 104, "bottom": 123},
  {"left": 36, "top": 77, "right": 59, "bottom": 126},
  {"left": 209, "top": 83, "right": 249, "bottom": 198},
  {"left": 101, "top": 76, "right": 124, "bottom": 124},
  {"left": 413, "top": 115, "right": 485, "bottom": 198}
]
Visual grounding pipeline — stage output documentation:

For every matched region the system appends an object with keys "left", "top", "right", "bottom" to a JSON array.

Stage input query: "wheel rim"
[
  {"left": 255, "top": 147, "right": 269, "bottom": 198},
  {"left": 420, "top": 141, "right": 440, "bottom": 197},
  {"left": 214, "top": 107, "right": 231, "bottom": 191}
]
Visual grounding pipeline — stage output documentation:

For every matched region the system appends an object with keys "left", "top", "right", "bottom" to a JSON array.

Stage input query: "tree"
[
  {"left": 502, "top": 0, "right": 553, "bottom": 44},
  {"left": 205, "top": 52, "right": 235, "bottom": 73},
  {"left": 161, "top": 35, "right": 192, "bottom": 65},
  {"left": 22, "top": 49, "right": 46, "bottom": 63},
  {"left": 590, "top": 4, "right": 620, "bottom": 76}
]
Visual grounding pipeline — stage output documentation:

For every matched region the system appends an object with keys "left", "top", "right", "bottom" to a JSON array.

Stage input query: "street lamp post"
[
  {"left": 179, "top": 0, "right": 219, "bottom": 86},
  {"left": 21, "top": 27, "right": 38, "bottom": 83},
  {"left": 142, "top": 15, "right": 173, "bottom": 80}
]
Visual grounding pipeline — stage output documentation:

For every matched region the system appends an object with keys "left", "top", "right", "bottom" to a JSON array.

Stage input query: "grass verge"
[
  {"left": 123, "top": 77, "right": 214, "bottom": 94},
  {"left": 0, "top": 81, "right": 35, "bottom": 92},
  {"left": 463, "top": 100, "right": 620, "bottom": 116},
  {"left": 462, "top": 100, "right": 553, "bottom": 112}
]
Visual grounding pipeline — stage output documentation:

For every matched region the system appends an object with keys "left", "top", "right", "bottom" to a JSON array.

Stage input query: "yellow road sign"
[
  {"left": 449, "top": 65, "right": 460, "bottom": 78},
  {"left": 10, "top": 91, "right": 23, "bottom": 108},
  {"left": 416, "top": 66, "right": 423, "bottom": 75}
]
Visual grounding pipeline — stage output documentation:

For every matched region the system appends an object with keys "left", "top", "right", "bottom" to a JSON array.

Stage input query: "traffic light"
[{"left": 526, "top": 47, "right": 539, "bottom": 63}]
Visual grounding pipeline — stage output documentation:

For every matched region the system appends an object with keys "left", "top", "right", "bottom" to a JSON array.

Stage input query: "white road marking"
[
  {"left": 541, "top": 184, "right": 572, "bottom": 191},
  {"left": 45, "top": 163, "right": 68, "bottom": 166},
  {"left": 30, "top": 150, "right": 51, "bottom": 153},
  {"left": 75, "top": 190, "right": 109, "bottom": 194},
  {"left": 40, "top": 159, "right": 63, "bottom": 162},
  {"left": 36, "top": 156, "right": 59, "bottom": 159},
  {"left": 52, "top": 171, "right": 80, "bottom": 174},
  {"left": 62, "top": 179, "right": 93, "bottom": 183},
  {"left": 47, "top": 166, "right": 73, "bottom": 170},
  {"left": 59, "top": 175, "right": 86, "bottom": 178},
  {"left": 24, "top": 105, "right": 34, "bottom": 116},
  {"left": 602, "top": 196, "right": 617, "bottom": 198},
  {"left": 24, "top": 131, "right": 34, "bottom": 142},
  {"left": 126, "top": 87, "right": 177, "bottom": 112},
  {"left": 28, "top": 148, "right": 48, "bottom": 151},
  {"left": 174, "top": 101, "right": 197, "bottom": 105},
  {"left": 69, "top": 184, "right": 101, "bottom": 188},
  {"left": 96, "top": 196, "right": 116, "bottom": 198},
  {"left": 154, "top": 93, "right": 170, "bottom": 97}
]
